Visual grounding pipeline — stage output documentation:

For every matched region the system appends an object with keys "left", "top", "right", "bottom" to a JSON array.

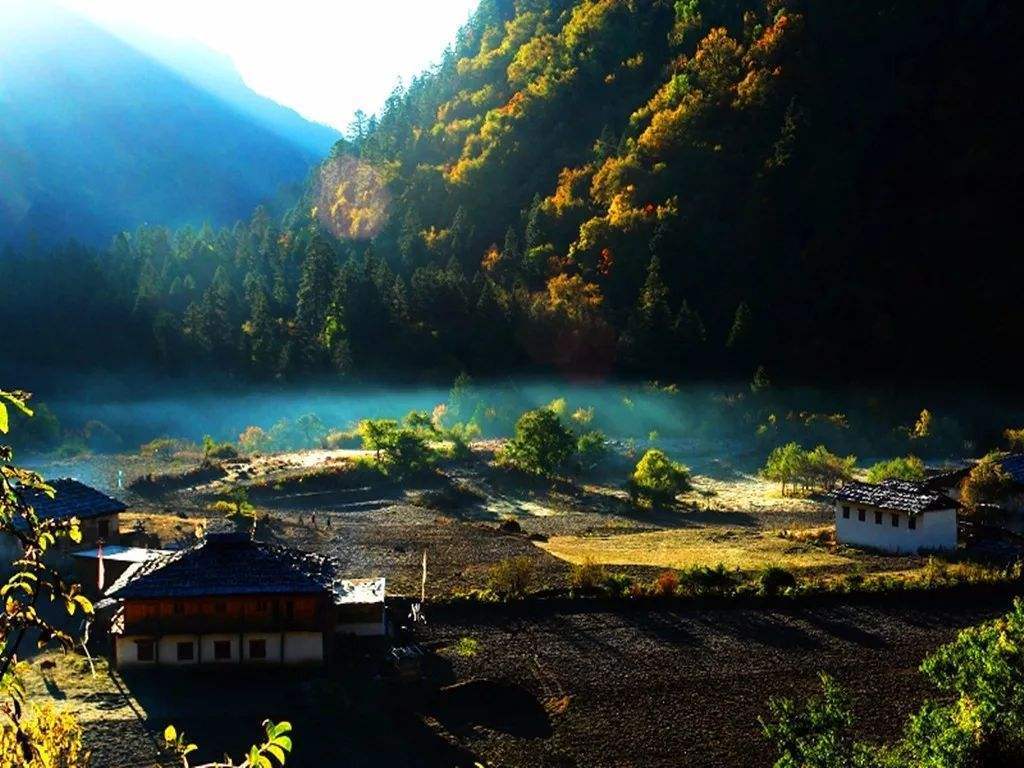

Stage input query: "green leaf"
[
  {"left": 0, "top": 402, "right": 7, "bottom": 434},
  {"left": 269, "top": 721, "right": 292, "bottom": 739},
  {"left": 265, "top": 744, "right": 286, "bottom": 764},
  {"left": 163, "top": 725, "right": 177, "bottom": 743},
  {"left": 273, "top": 736, "right": 292, "bottom": 752},
  {"left": 74, "top": 594, "right": 94, "bottom": 614}
]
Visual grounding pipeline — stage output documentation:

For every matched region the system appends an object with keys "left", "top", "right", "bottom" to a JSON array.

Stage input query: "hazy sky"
[{"left": 57, "top": 0, "right": 479, "bottom": 131}]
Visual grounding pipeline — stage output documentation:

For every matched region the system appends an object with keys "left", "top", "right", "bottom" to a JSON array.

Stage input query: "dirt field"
[
  {"left": 21, "top": 589, "right": 1020, "bottom": 768},
  {"left": 54, "top": 442, "right": 955, "bottom": 596}
]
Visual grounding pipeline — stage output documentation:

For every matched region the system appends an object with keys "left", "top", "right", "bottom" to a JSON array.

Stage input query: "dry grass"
[
  {"left": 680, "top": 474, "right": 823, "bottom": 519},
  {"left": 538, "top": 527, "right": 852, "bottom": 574}
]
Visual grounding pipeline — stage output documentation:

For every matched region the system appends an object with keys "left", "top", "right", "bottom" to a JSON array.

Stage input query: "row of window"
[
  {"left": 156, "top": 599, "right": 297, "bottom": 617},
  {"left": 841, "top": 506, "right": 917, "bottom": 530},
  {"left": 134, "top": 638, "right": 268, "bottom": 662}
]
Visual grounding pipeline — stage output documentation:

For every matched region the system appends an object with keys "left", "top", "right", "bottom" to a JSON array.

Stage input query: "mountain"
[
  {"left": 0, "top": 1, "right": 338, "bottom": 248},
  {"left": 99, "top": 27, "right": 340, "bottom": 158},
  {"left": 3, "top": 0, "right": 1023, "bottom": 383}
]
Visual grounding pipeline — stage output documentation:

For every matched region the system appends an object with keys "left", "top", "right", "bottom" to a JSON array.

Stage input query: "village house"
[
  {"left": 829, "top": 479, "right": 958, "bottom": 553},
  {"left": 105, "top": 532, "right": 341, "bottom": 667},
  {"left": 22, "top": 478, "right": 126, "bottom": 548}
]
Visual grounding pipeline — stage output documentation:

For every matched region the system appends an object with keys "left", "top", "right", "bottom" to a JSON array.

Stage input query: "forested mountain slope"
[
  {"left": 0, "top": 2, "right": 331, "bottom": 248},
  {"left": 4, "top": 0, "right": 1021, "bottom": 382}
]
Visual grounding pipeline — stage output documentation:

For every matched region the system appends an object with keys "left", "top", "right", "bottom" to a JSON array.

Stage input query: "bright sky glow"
[{"left": 57, "top": 0, "right": 479, "bottom": 131}]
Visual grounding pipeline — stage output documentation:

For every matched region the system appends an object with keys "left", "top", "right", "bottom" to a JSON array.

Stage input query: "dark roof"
[
  {"left": 828, "top": 479, "right": 957, "bottom": 515},
  {"left": 106, "top": 533, "right": 337, "bottom": 599},
  {"left": 23, "top": 478, "right": 127, "bottom": 521}
]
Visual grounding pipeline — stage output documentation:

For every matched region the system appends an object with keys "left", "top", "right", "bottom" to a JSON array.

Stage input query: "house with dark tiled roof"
[
  {"left": 103, "top": 532, "right": 386, "bottom": 667},
  {"left": 828, "top": 479, "right": 957, "bottom": 553},
  {"left": 22, "top": 478, "right": 126, "bottom": 548}
]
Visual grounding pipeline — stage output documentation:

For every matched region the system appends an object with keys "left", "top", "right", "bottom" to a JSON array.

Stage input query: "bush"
[
  {"left": 140, "top": 436, "right": 192, "bottom": 459},
  {"left": 759, "top": 566, "right": 797, "bottom": 596},
  {"left": 628, "top": 449, "right": 690, "bottom": 505},
  {"left": 357, "top": 418, "right": 435, "bottom": 474},
  {"left": 238, "top": 426, "right": 271, "bottom": 453},
  {"left": 761, "top": 443, "right": 855, "bottom": 495},
  {"left": 568, "top": 558, "right": 607, "bottom": 594},
  {"left": 764, "top": 598, "right": 1024, "bottom": 767},
  {"left": 0, "top": 701, "right": 86, "bottom": 768},
  {"left": 487, "top": 556, "right": 534, "bottom": 599},
  {"left": 654, "top": 570, "right": 679, "bottom": 597},
  {"left": 496, "top": 408, "right": 576, "bottom": 476},
  {"left": 202, "top": 435, "right": 239, "bottom": 460},
  {"left": 961, "top": 451, "right": 1013, "bottom": 513},
  {"left": 322, "top": 428, "right": 360, "bottom": 449},
  {"left": 865, "top": 455, "right": 925, "bottom": 483},
  {"left": 602, "top": 571, "right": 633, "bottom": 597},
  {"left": 677, "top": 564, "right": 738, "bottom": 597},
  {"left": 576, "top": 429, "right": 609, "bottom": 470}
]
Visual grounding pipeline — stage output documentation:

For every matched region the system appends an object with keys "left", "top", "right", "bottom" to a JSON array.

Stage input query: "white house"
[{"left": 829, "top": 479, "right": 957, "bottom": 553}]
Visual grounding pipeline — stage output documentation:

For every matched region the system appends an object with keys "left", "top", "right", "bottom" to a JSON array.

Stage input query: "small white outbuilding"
[{"left": 828, "top": 479, "right": 957, "bottom": 553}]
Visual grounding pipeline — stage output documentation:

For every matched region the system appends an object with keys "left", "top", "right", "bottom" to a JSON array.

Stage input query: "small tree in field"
[
  {"left": 629, "top": 449, "right": 691, "bottom": 506},
  {"left": 1004, "top": 427, "right": 1024, "bottom": 451},
  {"left": 866, "top": 455, "right": 925, "bottom": 483},
  {"left": 497, "top": 408, "right": 575, "bottom": 476},
  {"left": 961, "top": 452, "right": 1012, "bottom": 514},
  {"left": 761, "top": 442, "right": 806, "bottom": 495}
]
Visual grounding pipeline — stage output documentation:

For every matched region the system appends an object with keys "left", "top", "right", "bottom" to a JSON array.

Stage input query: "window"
[
  {"left": 213, "top": 640, "right": 231, "bottom": 660},
  {"left": 173, "top": 602, "right": 185, "bottom": 615},
  {"left": 135, "top": 640, "right": 155, "bottom": 662},
  {"left": 842, "top": 506, "right": 850, "bottom": 519},
  {"left": 248, "top": 639, "right": 267, "bottom": 659},
  {"left": 891, "top": 513, "right": 899, "bottom": 527},
  {"left": 254, "top": 600, "right": 269, "bottom": 612},
  {"left": 214, "top": 601, "right": 227, "bottom": 614},
  {"left": 908, "top": 516, "right": 917, "bottom": 530},
  {"left": 176, "top": 641, "right": 194, "bottom": 661},
  {"left": 858, "top": 509, "right": 866, "bottom": 522},
  {"left": 285, "top": 601, "right": 294, "bottom": 619},
  {"left": 98, "top": 519, "right": 110, "bottom": 539},
  {"left": 874, "top": 510, "right": 883, "bottom": 525}
]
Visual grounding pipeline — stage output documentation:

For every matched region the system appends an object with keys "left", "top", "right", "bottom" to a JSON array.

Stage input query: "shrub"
[
  {"left": 357, "top": 418, "right": 435, "bottom": 474},
  {"left": 603, "top": 571, "right": 633, "bottom": 597},
  {"left": 961, "top": 451, "right": 1013, "bottom": 513},
  {"left": 677, "top": 564, "right": 738, "bottom": 597},
  {"left": 0, "top": 702, "right": 87, "bottom": 768},
  {"left": 1005, "top": 427, "right": 1024, "bottom": 451},
  {"left": 487, "top": 556, "right": 534, "bottom": 599},
  {"left": 452, "top": 637, "right": 480, "bottom": 657},
  {"left": 759, "top": 566, "right": 797, "bottom": 596},
  {"left": 865, "top": 455, "right": 925, "bottom": 483},
  {"left": 445, "top": 421, "right": 480, "bottom": 460},
  {"left": 202, "top": 434, "right": 239, "bottom": 460},
  {"left": 576, "top": 429, "right": 609, "bottom": 470},
  {"left": 321, "top": 428, "right": 359, "bottom": 449},
  {"left": 496, "top": 408, "right": 576, "bottom": 476},
  {"left": 238, "top": 425, "right": 271, "bottom": 453},
  {"left": 628, "top": 449, "right": 690, "bottom": 505},
  {"left": 654, "top": 570, "right": 679, "bottom": 597},
  {"left": 569, "top": 558, "right": 607, "bottom": 594},
  {"left": 140, "top": 436, "right": 192, "bottom": 459}
]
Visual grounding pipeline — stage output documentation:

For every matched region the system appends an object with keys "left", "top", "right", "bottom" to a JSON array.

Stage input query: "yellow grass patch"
[{"left": 538, "top": 528, "right": 852, "bottom": 573}]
